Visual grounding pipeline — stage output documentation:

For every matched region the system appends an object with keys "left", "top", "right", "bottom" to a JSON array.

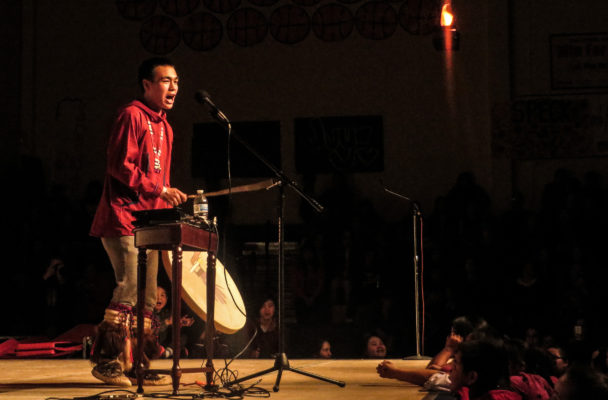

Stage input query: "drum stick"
[{"left": 187, "top": 178, "right": 276, "bottom": 198}]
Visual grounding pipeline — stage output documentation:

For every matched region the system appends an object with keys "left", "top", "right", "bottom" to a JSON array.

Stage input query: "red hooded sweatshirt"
[{"left": 90, "top": 100, "right": 172, "bottom": 237}]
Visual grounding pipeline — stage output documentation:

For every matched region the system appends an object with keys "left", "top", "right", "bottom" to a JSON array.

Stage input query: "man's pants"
[{"left": 101, "top": 236, "right": 159, "bottom": 312}]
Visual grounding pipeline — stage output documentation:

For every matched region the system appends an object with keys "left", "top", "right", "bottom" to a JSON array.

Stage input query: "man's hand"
[{"left": 161, "top": 187, "right": 187, "bottom": 206}]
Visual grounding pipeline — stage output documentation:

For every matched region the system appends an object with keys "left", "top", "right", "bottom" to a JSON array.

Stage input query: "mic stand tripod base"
[
  {"left": 224, "top": 352, "right": 345, "bottom": 392},
  {"left": 204, "top": 383, "right": 219, "bottom": 391},
  {"left": 403, "top": 354, "right": 432, "bottom": 360}
]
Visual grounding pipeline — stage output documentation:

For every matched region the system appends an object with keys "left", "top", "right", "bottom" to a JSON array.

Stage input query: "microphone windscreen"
[{"left": 194, "top": 90, "right": 205, "bottom": 104}]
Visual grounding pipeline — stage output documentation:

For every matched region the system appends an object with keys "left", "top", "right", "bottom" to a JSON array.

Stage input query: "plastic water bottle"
[{"left": 193, "top": 189, "right": 209, "bottom": 220}]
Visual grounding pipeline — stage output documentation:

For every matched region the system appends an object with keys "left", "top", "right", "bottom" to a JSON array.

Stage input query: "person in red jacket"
[
  {"left": 504, "top": 339, "right": 555, "bottom": 400},
  {"left": 89, "top": 57, "right": 187, "bottom": 386},
  {"left": 450, "top": 340, "right": 521, "bottom": 400}
]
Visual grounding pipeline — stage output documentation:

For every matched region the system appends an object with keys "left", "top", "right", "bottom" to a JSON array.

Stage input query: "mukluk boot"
[
  {"left": 90, "top": 303, "right": 133, "bottom": 387},
  {"left": 127, "top": 309, "right": 169, "bottom": 386}
]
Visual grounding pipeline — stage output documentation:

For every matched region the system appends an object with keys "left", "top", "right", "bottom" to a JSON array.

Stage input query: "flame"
[{"left": 441, "top": 3, "right": 454, "bottom": 27}]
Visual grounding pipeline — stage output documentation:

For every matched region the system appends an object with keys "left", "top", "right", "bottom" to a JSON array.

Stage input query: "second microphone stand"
[{"left": 384, "top": 188, "right": 430, "bottom": 360}]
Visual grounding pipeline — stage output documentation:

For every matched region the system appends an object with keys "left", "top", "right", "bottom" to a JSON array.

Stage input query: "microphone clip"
[{"left": 195, "top": 90, "right": 231, "bottom": 129}]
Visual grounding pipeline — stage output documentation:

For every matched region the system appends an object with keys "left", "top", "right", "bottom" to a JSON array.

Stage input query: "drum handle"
[{"left": 190, "top": 261, "right": 200, "bottom": 273}]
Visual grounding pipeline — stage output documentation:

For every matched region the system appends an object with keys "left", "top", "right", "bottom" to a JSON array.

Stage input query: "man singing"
[{"left": 89, "top": 57, "right": 187, "bottom": 386}]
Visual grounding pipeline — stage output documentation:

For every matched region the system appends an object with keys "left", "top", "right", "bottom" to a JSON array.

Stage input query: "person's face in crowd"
[
  {"left": 319, "top": 341, "right": 332, "bottom": 359},
  {"left": 366, "top": 336, "right": 386, "bottom": 358},
  {"left": 143, "top": 65, "right": 179, "bottom": 111},
  {"left": 525, "top": 327, "right": 539, "bottom": 347},
  {"left": 548, "top": 347, "right": 568, "bottom": 375},
  {"left": 259, "top": 299, "right": 275, "bottom": 320},
  {"left": 155, "top": 287, "right": 168, "bottom": 312},
  {"left": 449, "top": 351, "right": 466, "bottom": 391},
  {"left": 449, "top": 351, "right": 476, "bottom": 392}
]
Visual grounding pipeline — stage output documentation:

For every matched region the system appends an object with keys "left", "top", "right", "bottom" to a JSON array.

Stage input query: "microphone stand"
[
  {"left": 384, "top": 188, "right": 430, "bottom": 360},
  {"left": 199, "top": 101, "right": 345, "bottom": 391}
]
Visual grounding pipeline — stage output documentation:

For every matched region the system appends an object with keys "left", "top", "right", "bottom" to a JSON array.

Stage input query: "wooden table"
[{"left": 134, "top": 222, "right": 218, "bottom": 395}]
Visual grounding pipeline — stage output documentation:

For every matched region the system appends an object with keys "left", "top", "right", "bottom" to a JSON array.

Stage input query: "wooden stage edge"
[{"left": 0, "top": 358, "right": 441, "bottom": 400}]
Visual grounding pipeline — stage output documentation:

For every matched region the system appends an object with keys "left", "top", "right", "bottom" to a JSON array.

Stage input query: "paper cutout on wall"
[
  {"left": 399, "top": 0, "right": 441, "bottom": 35},
  {"left": 227, "top": 7, "right": 268, "bottom": 46},
  {"left": 140, "top": 15, "right": 181, "bottom": 54},
  {"left": 312, "top": 3, "right": 354, "bottom": 42},
  {"left": 183, "top": 11, "right": 223, "bottom": 50},
  {"left": 292, "top": 0, "right": 321, "bottom": 6},
  {"left": 491, "top": 97, "right": 608, "bottom": 159},
  {"left": 160, "top": 0, "right": 201, "bottom": 16},
  {"left": 247, "top": 0, "right": 279, "bottom": 6},
  {"left": 270, "top": 5, "right": 310, "bottom": 44},
  {"left": 355, "top": 1, "right": 397, "bottom": 40},
  {"left": 116, "top": 0, "right": 157, "bottom": 21},
  {"left": 295, "top": 116, "right": 384, "bottom": 173},
  {"left": 203, "top": 0, "right": 242, "bottom": 14},
  {"left": 117, "top": 0, "right": 442, "bottom": 53}
]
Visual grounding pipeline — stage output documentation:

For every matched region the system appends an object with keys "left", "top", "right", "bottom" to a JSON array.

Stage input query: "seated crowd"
[
  {"left": 18, "top": 167, "right": 608, "bottom": 399},
  {"left": 150, "top": 287, "right": 608, "bottom": 400},
  {"left": 376, "top": 316, "right": 608, "bottom": 400}
]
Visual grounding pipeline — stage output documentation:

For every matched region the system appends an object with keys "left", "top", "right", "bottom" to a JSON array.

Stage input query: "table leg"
[
  {"left": 205, "top": 251, "right": 217, "bottom": 389},
  {"left": 171, "top": 245, "right": 183, "bottom": 395},
  {"left": 136, "top": 248, "right": 147, "bottom": 395}
]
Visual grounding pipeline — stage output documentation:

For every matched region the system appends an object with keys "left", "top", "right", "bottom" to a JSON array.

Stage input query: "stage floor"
[{"left": 0, "top": 358, "right": 440, "bottom": 400}]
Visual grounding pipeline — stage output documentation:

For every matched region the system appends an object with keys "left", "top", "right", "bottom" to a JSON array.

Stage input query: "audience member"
[
  {"left": 546, "top": 345, "right": 568, "bottom": 377},
  {"left": 376, "top": 316, "right": 490, "bottom": 390},
  {"left": 365, "top": 335, "right": 387, "bottom": 359},
  {"left": 427, "top": 331, "right": 463, "bottom": 372},
  {"left": 246, "top": 297, "right": 279, "bottom": 358},
  {"left": 154, "top": 286, "right": 203, "bottom": 358},
  {"left": 554, "top": 364, "right": 608, "bottom": 400},
  {"left": 292, "top": 242, "right": 325, "bottom": 324},
  {"left": 314, "top": 339, "right": 332, "bottom": 359},
  {"left": 376, "top": 360, "right": 439, "bottom": 387},
  {"left": 504, "top": 339, "right": 555, "bottom": 400},
  {"left": 154, "top": 286, "right": 171, "bottom": 354},
  {"left": 450, "top": 340, "right": 520, "bottom": 400},
  {"left": 329, "top": 230, "right": 355, "bottom": 324},
  {"left": 510, "top": 262, "right": 547, "bottom": 334},
  {"left": 522, "top": 346, "right": 557, "bottom": 387},
  {"left": 427, "top": 315, "right": 489, "bottom": 371},
  {"left": 523, "top": 327, "right": 540, "bottom": 349},
  {"left": 592, "top": 347, "right": 608, "bottom": 375},
  {"left": 42, "top": 257, "right": 68, "bottom": 337}
]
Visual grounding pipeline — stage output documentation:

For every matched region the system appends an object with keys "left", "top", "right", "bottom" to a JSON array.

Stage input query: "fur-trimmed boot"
[
  {"left": 90, "top": 303, "right": 133, "bottom": 387},
  {"left": 127, "top": 309, "right": 169, "bottom": 386}
]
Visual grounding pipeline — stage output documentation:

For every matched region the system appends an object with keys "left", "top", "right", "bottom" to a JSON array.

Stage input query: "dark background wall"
[
  {"left": 4, "top": 0, "right": 608, "bottom": 356},
  {"left": 15, "top": 0, "right": 499, "bottom": 222},
  {"left": 10, "top": 0, "right": 607, "bottom": 221}
]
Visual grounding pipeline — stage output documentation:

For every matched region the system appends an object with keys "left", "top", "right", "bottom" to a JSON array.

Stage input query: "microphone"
[{"left": 194, "top": 90, "right": 230, "bottom": 126}]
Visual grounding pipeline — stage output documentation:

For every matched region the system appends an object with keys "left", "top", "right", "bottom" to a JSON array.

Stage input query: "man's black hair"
[{"left": 137, "top": 57, "right": 175, "bottom": 91}]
